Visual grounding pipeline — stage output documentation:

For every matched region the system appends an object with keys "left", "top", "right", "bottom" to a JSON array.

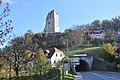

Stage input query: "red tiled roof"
[
  {"left": 31, "top": 48, "right": 63, "bottom": 59},
  {"left": 44, "top": 47, "right": 62, "bottom": 58},
  {"left": 54, "top": 48, "right": 62, "bottom": 53}
]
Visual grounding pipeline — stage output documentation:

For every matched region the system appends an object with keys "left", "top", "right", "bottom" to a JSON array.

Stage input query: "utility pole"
[
  {"left": 66, "top": 37, "right": 68, "bottom": 52},
  {"left": 65, "top": 30, "right": 69, "bottom": 52}
]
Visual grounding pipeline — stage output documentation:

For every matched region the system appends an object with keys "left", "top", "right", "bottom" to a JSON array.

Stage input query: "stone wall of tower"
[{"left": 44, "top": 10, "right": 59, "bottom": 33}]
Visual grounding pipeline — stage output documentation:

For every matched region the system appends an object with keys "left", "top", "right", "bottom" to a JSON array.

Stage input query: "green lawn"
[{"left": 65, "top": 47, "right": 104, "bottom": 58}]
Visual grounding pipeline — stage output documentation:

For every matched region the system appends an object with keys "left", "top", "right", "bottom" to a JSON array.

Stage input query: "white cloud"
[
  {"left": 22, "top": 2, "right": 30, "bottom": 6},
  {"left": 3, "top": 0, "right": 16, "bottom": 4},
  {"left": 2, "top": 0, "right": 31, "bottom": 6}
]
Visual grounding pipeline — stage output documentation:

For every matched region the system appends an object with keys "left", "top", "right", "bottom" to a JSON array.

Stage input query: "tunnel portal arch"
[{"left": 75, "top": 59, "right": 90, "bottom": 72}]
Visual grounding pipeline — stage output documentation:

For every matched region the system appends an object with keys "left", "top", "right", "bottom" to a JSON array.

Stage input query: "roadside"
[{"left": 75, "top": 72, "right": 84, "bottom": 80}]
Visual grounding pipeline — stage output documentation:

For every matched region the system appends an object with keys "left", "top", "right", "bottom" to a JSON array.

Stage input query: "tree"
[
  {"left": 0, "top": 0, "right": 13, "bottom": 45},
  {"left": 35, "top": 49, "right": 51, "bottom": 76},
  {"left": 1, "top": 36, "right": 38, "bottom": 77},
  {"left": 102, "top": 43, "right": 118, "bottom": 62},
  {"left": 91, "top": 20, "right": 100, "bottom": 29},
  {"left": 4, "top": 46, "right": 13, "bottom": 78},
  {"left": 24, "top": 30, "right": 38, "bottom": 52},
  {"left": 101, "top": 19, "right": 111, "bottom": 30},
  {"left": 105, "top": 29, "right": 118, "bottom": 42},
  {"left": 6, "top": 36, "right": 29, "bottom": 77},
  {"left": 111, "top": 16, "right": 120, "bottom": 31},
  {"left": 25, "top": 30, "right": 34, "bottom": 43},
  {"left": 64, "top": 27, "right": 86, "bottom": 47},
  {"left": 32, "top": 33, "right": 47, "bottom": 48},
  {"left": 23, "top": 50, "right": 35, "bottom": 77}
]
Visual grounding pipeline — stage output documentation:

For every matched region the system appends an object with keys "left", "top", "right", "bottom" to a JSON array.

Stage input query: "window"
[
  {"left": 48, "top": 22, "right": 50, "bottom": 25},
  {"left": 60, "top": 54, "right": 62, "bottom": 57},
  {"left": 54, "top": 60, "right": 56, "bottom": 63},
  {"left": 56, "top": 54, "right": 58, "bottom": 57}
]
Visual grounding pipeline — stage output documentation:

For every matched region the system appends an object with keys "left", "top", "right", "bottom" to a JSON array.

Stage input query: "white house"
[
  {"left": 87, "top": 29, "right": 105, "bottom": 40},
  {"left": 44, "top": 47, "right": 65, "bottom": 67},
  {"left": 117, "top": 29, "right": 120, "bottom": 37},
  {"left": 26, "top": 48, "right": 65, "bottom": 67}
]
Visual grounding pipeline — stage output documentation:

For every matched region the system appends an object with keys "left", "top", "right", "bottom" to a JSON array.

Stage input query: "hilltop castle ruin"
[{"left": 44, "top": 10, "right": 60, "bottom": 33}]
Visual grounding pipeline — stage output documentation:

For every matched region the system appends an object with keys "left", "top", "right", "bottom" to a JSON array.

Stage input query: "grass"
[
  {"left": 64, "top": 71, "right": 75, "bottom": 80},
  {"left": 65, "top": 47, "right": 104, "bottom": 58}
]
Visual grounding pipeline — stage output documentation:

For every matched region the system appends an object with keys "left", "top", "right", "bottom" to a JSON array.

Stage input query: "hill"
[{"left": 65, "top": 47, "right": 103, "bottom": 58}]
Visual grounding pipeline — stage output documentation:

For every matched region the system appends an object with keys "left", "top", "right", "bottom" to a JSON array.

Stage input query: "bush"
[
  {"left": 102, "top": 43, "right": 118, "bottom": 63},
  {"left": 47, "top": 67, "right": 60, "bottom": 79},
  {"left": 0, "top": 74, "right": 48, "bottom": 80}
]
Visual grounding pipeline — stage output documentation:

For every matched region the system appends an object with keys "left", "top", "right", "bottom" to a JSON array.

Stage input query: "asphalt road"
[{"left": 75, "top": 71, "right": 120, "bottom": 80}]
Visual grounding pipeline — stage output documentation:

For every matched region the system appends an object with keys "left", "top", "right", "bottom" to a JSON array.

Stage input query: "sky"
[{"left": 1, "top": 0, "right": 120, "bottom": 36}]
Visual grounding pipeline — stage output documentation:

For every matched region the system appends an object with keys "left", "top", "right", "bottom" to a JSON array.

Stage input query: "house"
[
  {"left": 86, "top": 29, "right": 105, "bottom": 40},
  {"left": 25, "top": 48, "right": 65, "bottom": 67},
  {"left": 114, "top": 43, "right": 120, "bottom": 54},
  {"left": 117, "top": 29, "right": 120, "bottom": 37},
  {"left": 44, "top": 47, "right": 65, "bottom": 67}
]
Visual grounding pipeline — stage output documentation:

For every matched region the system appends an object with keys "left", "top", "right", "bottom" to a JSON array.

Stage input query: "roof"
[
  {"left": 88, "top": 30, "right": 104, "bottom": 34},
  {"left": 44, "top": 47, "right": 63, "bottom": 58},
  {"left": 115, "top": 43, "right": 120, "bottom": 48},
  {"left": 70, "top": 54, "right": 87, "bottom": 58},
  {"left": 54, "top": 48, "right": 62, "bottom": 53},
  {"left": 25, "top": 48, "right": 63, "bottom": 60}
]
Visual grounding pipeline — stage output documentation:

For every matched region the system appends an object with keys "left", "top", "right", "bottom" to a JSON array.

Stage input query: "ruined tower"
[{"left": 44, "top": 10, "right": 59, "bottom": 33}]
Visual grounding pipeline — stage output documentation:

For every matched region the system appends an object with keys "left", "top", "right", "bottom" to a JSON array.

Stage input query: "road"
[{"left": 75, "top": 71, "right": 120, "bottom": 80}]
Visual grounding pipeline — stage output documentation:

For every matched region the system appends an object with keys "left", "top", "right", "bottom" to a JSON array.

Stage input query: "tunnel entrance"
[{"left": 75, "top": 59, "right": 90, "bottom": 72}]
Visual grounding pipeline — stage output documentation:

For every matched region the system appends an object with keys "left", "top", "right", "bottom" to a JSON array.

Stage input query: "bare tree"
[{"left": 0, "top": 0, "right": 13, "bottom": 45}]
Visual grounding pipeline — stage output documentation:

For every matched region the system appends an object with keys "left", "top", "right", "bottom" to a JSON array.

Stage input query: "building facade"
[
  {"left": 44, "top": 48, "right": 65, "bottom": 67},
  {"left": 86, "top": 29, "right": 105, "bottom": 40},
  {"left": 44, "top": 10, "right": 60, "bottom": 33}
]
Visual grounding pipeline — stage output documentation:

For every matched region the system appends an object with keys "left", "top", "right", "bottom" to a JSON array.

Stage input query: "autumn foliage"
[{"left": 102, "top": 43, "right": 117, "bottom": 62}]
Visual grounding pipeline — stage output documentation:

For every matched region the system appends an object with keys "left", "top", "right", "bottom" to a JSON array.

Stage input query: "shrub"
[{"left": 102, "top": 43, "right": 118, "bottom": 62}]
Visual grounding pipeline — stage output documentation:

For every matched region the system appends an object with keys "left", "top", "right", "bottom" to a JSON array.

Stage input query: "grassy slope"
[{"left": 65, "top": 47, "right": 104, "bottom": 58}]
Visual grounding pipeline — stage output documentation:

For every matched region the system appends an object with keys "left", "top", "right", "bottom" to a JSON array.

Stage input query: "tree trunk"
[
  {"left": 15, "top": 67, "right": 19, "bottom": 77},
  {"left": 9, "top": 63, "right": 11, "bottom": 78}
]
